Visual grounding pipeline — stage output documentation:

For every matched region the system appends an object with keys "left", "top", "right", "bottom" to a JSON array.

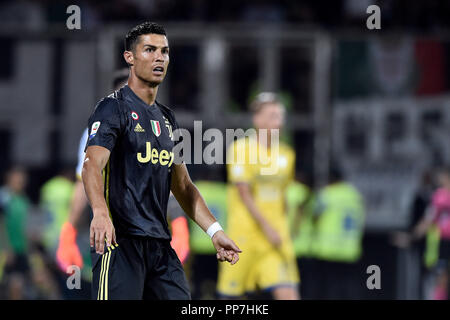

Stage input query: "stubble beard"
[{"left": 136, "top": 71, "right": 163, "bottom": 88}]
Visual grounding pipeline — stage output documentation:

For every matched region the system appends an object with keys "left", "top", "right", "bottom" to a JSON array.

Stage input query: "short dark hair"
[{"left": 124, "top": 22, "right": 166, "bottom": 52}]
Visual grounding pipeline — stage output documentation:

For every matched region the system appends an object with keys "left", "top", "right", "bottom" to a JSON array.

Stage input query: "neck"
[{"left": 128, "top": 75, "right": 159, "bottom": 105}]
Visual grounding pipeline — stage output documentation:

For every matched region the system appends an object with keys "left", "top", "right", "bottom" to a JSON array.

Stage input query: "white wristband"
[{"left": 206, "top": 222, "right": 223, "bottom": 238}]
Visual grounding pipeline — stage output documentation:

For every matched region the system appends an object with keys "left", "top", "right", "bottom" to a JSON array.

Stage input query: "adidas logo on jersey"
[{"left": 134, "top": 123, "right": 145, "bottom": 132}]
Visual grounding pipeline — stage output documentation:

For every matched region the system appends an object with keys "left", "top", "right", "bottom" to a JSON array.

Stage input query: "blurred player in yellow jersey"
[{"left": 217, "top": 92, "right": 300, "bottom": 300}]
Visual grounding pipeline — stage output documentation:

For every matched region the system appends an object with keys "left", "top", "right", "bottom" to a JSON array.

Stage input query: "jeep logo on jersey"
[
  {"left": 137, "top": 141, "right": 174, "bottom": 167},
  {"left": 151, "top": 120, "right": 161, "bottom": 137}
]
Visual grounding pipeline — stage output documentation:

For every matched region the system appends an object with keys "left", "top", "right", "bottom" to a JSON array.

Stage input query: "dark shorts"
[{"left": 91, "top": 235, "right": 191, "bottom": 300}]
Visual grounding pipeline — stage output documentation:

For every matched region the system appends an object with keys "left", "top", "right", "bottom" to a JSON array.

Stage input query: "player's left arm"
[{"left": 170, "top": 163, "right": 241, "bottom": 264}]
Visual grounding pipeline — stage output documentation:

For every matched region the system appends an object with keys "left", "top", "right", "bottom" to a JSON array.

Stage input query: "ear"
[{"left": 123, "top": 50, "right": 134, "bottom": 66}]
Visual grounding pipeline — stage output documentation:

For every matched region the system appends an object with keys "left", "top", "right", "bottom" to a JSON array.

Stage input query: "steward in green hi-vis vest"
[
  {"left": 287, "top": 181, "right": 314, "bottom": 258},
  {"left": 40, "top": 176, "right": 74, "bottom": 254},
  {"left": 189, "top": 181, "right": 227, "bottom": 254},
  {"left": 311, "top": 182, "right": 365, "bottom": 263},
  {"left": 41, "top": 175, "right": 94, "bottom": 281}
]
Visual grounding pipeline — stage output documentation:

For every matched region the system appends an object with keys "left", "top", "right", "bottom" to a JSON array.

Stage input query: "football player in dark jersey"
[{"left": 82, "top": 22, "right": 241, "bottom": 300}]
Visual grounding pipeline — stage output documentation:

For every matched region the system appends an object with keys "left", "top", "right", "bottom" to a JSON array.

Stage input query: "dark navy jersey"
[{"left": 85, "top": 85, "right": 181, "bottom": 240}]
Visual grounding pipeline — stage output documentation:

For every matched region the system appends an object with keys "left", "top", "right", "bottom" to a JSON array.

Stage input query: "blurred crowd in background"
[
  {"left": 2, "top": 0, "right": 450, "bottom": 31},
  {"left": 0, "top": 0, "right": 450, "bottom": 300},
  {"left": 1, "top": 161, "right": 449, "bottom": 300}
]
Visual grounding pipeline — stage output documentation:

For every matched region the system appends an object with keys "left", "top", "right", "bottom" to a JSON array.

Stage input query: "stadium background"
[{"left": 0, "top": 0, "right": 449, "bottom": 300}]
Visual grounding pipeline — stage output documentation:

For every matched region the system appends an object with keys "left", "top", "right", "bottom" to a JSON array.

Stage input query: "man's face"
[
  {"left": 127, "top": 33, "right": 170, "bottom": 86},
  {"left": 253, "top": 102, "right": 285, "bottom": 131}
]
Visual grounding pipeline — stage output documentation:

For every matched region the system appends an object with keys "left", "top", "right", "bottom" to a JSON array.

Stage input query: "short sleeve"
[
  {"left": 85, "top": 97, "right": 123, "bottom": 152},
  {"left": 226, "top": 138, "right": 254, "bottom": 184},
  {"left": 75, "top": 128, "right": 88, "bottom": 180}
]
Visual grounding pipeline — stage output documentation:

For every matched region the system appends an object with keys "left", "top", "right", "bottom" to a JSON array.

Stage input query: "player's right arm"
[
  {"left": 82, "top": 145, "right": 116, "bottom": 255},
  {"left": 82, "top": 98, "right": 123, "bottom": 255}
]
